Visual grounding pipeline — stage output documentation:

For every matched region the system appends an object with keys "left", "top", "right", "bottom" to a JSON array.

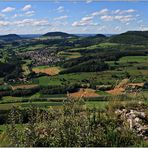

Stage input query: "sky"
[{"left": 0, "top": 0, "right": 148, "bottom": 34}]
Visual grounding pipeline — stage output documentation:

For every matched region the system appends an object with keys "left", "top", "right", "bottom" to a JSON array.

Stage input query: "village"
[{"left": 18, "top": 49, "right": 62, "bottom": 66}]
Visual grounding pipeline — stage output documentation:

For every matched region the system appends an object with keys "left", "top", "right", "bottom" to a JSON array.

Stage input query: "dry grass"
[
  {"left": 32, "top": 67, "right": 60, "bottom": 76},
  {"left": 127, "top": 83, "right": 144, "bottom": 87},
  {"left": 106, "top": 88, "right": 125, "bottom": 95},
  {"left": 70, "top": 88, "right": 100, "bottom": 98},
  {"left": 11, "top": 84, "right": 38, "bottom": 90},
  {"left": 106, "top": 79, "right": 144, "bottom": 95}
]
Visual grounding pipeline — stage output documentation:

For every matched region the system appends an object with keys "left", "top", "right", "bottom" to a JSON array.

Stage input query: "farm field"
[
  {"left": 35, "top": 69, "right": 147, "bottom": 87},
  {"left": 119, "top": 55, "right": 148, "bottom": 63},
  {"left": 32, "top": 66, "right": 61, "bottom": 76},
  {"left": 58, "top": 51, "right": 81, "bottom": 59}
]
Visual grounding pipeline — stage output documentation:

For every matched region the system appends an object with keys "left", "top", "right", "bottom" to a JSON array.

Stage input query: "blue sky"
[{"left": 0, "top": 1, "right": 147, "bottom": 34}]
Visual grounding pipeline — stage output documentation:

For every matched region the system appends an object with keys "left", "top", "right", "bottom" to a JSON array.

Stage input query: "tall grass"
[{"left": 4, "top": 98, "right": 146, "bottom": 147}]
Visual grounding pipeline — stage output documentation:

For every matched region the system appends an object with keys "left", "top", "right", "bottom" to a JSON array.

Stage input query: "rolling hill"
[
  {"left": 108, "top": 31, "right": 148, "bottom": 44},
  {"left": 42, "top": 31, "right": 77, "bottom": 38},
  {"left": 0, "top": 34, "right": 22, "bottom": 41}
]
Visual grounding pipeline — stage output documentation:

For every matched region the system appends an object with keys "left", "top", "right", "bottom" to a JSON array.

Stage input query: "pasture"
[
  {"left": 58, "top": 51, "right": 81, "bottom": 59},
  {"left": 119, "top": 55, "right": 148, "bottom": 63}
]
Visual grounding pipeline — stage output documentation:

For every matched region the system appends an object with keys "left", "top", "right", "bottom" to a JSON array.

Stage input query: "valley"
[{"left": 0, "top": 31, "right": 148, "bottom": 146}]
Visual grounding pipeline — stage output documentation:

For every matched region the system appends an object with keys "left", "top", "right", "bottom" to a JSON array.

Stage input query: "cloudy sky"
[{"left": 0, "top": 1, "right": 147, "bottom": 34}]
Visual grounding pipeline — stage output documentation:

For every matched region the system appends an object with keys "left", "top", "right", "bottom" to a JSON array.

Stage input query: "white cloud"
[
  {"left": 56, "top": 6, "right": 64, "bottom": 13},
  {"left": 2, "top": 7, "right": 15, "bottom": 13},
  {"left": 0, "top": 21, "right": 10, "bottom": 26},
  {"left": 25, "top": 11, "right": 35, "bottom": 17},
  {"left": 81, "top": 16, "right": 93, "bottom": 22},
  {"left": 115, "top": 15, "right": 135, "bottom": 23},
  {"left": 126, "top": 22, "right": 130, "bottom": 25},
  {"left": 112, "top": 9, "right": 136, "bottom": 15},
  {"left": 113, "top": 9, "right": 120, "bottom": 14},
  {"left": 54, "top": 15, "right": 68, "bottom": 21},
  {"left": 91, "top": 8, "right": 109, "bottom": 16},
  {"left": 100, "top": 15, "right": 135, "bottom": 23},
  {"left": 12, "top": 11, "right": 35, "bottom": 18},
  {"left": 32, "top": 20, "right": 50, "bottom": 26},
  {"left": 0, "top": 13, "right": 5, "bottom": 18},
  {"left": 22, "top": 5, "right": 31, "bottom": 11},
  {"left": 12, "top": 14, "right": 19, "bottom": 18},
  {"left": 100, "top": 15, "right": 113, "bottom": 21},
  {"left": 72, "top": 16, "right": 98, "bottom": 27},
  {"left": 86, "top": 0, "right": 93, "bottom": 3},
  {"left": 0, "top": 19, "right": 51, "bottom": 27}
]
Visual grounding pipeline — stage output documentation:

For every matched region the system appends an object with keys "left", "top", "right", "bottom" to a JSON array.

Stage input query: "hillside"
[
  {"left": 0, "top": 34, "right": 22, "bottom": 41},
  {"left": 42, "top": 31, "right": 77, "bottom": 38},
  {"left": 94, "top": 34, "right": 106, "bottom": 38},
  {"left": 109, "top": 31, "right": 148, "bottom": 44}
]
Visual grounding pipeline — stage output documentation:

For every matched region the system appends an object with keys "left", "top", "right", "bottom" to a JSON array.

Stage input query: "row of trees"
[{"left": 60, "top": 60, "right": 109, "bottom": 74}]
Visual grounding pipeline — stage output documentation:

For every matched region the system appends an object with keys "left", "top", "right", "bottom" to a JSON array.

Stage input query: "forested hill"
[
  {"left": 108, "top": 31, "right": 148, "bottom": 44},
  {"left": 94, "top": 34, "right": 106, "bottom": 38},
  {"left": 42, "top": 31, "right": 77, "bottom": 38},
  {"left": 0, "top": 34, "right": 22, "bottom": 41}
]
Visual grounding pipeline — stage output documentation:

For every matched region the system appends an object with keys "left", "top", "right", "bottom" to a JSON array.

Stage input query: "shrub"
[{"left": 6, "top": 99, "right": 145, "bottom": 147}]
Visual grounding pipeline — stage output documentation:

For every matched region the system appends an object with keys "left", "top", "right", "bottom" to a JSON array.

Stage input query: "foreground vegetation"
[{"left": 0, "top": 98, "right": 147, "bottom": 147}]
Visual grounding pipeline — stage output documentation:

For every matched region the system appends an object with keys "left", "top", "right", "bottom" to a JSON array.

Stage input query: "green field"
[
  {"left": 22, "top": 60, "right": 32, "bottom": 76},
  {"left": 35, "top": 69, "right": 147, "bottom": 87},
  {"left": 119, "top": 56, "right": 148, "bottom": 63},
  {"left": 58, "top": 51, "right": 81, "bottom": 59}
]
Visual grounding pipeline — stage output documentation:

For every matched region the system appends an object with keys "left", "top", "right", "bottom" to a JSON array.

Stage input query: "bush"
[{"left": 6, "top": 99, "right": 145, "bottom": 147}]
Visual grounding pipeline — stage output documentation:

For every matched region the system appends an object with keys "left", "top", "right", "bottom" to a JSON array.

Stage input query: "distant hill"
[
  {"left": 0, "top": 34, "right": 22, "bottom": 41},
  {"left": 94, "top": 34, "right": 106, "bottom": 38},
  {"left": 42, "top": 32, "right": 77, "bottom": 38},
  {"left": 20, "top": 34, "right": 42, "bottom": 39},
  {"left": 109, "top": 31, "right": 148, "bottom": 44},
  {"left": 121, "top": 31, "right": 148, "bottom": 38},
  {"left": 76, "top": 34, "right": 107, "bottom": 38},
  {"left": 76, "top": 34, "right": 96, "bottom": 37}
]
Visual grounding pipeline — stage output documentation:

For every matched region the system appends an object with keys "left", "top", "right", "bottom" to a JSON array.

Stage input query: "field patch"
[
  {"left": 11, "top": 84, "right": 38, "bottom": 90},
  {"left": 22, "top": 60, "right": 32, "bottom": 76},
  {"left": 32, "top": 66, "right": 61, "bottom": 76},
  {"left": 119, "top": 56, "right": 148, "bottom": 63},
  {"left": 70, "top": 88, "right": 100, "bottom": 98},
  {"left": 58, "top": 51, "right": 81, "bottom": 59},
  {"left": 106, "top": 88, "right": 125, "bottom": 95}
]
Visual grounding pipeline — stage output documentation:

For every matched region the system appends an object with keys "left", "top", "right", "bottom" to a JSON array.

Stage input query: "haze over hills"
[
  {"left": 20, "top": 34, "right": 42, "bottom": 39},
  {"left": 0, "top": 31, "right": 148, "bottom": 45}
]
